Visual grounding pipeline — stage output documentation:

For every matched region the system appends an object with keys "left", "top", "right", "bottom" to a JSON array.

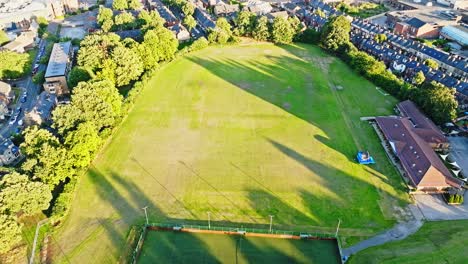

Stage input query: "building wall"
[
  {"left": 415, "top": 25, "right": 440, "bottom": 39},
  {"left": 44, "top": 76, "right": 69, "bottom": 96}
]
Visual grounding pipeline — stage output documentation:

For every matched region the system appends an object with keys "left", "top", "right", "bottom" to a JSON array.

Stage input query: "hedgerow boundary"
[{"left": 127, "top": 223, "right": 344, "bottom": 264}]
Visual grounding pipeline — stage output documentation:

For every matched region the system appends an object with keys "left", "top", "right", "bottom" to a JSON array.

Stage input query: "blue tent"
[{"left": 356, "top": 151, "right": 375, "bottom": 165}]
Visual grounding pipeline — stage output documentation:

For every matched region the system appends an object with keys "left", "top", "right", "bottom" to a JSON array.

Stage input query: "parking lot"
[
  {"left": 448, "top": 136, "right": 468, "bottom": 177},
  {"left": 414, "top": 193, "right": 468, "bottom": 220}
]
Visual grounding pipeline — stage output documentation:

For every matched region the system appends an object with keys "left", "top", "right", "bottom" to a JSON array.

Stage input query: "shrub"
[{"left": 189, "top": 37, "right": 209, "bottom": 52}]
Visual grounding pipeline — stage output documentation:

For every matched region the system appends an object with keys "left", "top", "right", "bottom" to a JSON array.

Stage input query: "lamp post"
[
  {"left": 142, "top": 206, "right": 149, "bottom": 225},
  {"left": 269, "top": 215, "right": 273, "bottom": 233},
  {"left": 208, "top": 212, "right": 211, "bottom": 229},
  {"left": 335, "top": 219, "right": 341, "bottom": 238}
]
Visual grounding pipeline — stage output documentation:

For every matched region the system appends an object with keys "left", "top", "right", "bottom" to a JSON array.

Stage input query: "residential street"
[{"left": 0, "top": 39, "right": 47, "bottom": 140}]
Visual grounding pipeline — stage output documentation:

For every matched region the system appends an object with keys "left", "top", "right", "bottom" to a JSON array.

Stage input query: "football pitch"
[
  {"left": 54, "top": 43, "right": 410, "bottom": 263},
  {"left": 138, "top": 230, "right": 341, "bottom": 264}
]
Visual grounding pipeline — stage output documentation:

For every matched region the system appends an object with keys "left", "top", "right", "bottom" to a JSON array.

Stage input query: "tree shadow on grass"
[
  {"left": 266, "top": 138, "right": 405, "bottom": 230},
  {"left": 187, "top": 50, "right": 377, "bottom": 172}
]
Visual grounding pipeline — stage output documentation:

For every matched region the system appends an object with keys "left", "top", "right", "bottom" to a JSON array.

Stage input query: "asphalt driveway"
[{"left": 414, "top": 193, "right": 468, "bottom": 220}]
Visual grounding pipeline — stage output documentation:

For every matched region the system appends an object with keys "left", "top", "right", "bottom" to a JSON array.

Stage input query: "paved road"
[
  {"left": 0, "top": 40, "right": 47, "bottom": 140},
  {"left": 342, "top": 204, "right": 424, "bottom": 259}
]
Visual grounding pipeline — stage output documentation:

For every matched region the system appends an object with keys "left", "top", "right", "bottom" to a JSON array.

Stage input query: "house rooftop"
[
  {"left": 45, "top": 41, "right": 72, "bottom": 78},
  {"left": 375, "top": 116, "right": 462, "bottom": 189},
  {"left": 405, "top": 17, "right": 426, "bottom": 28},
  {"left": 397, "top": 100, "right": 448, "bottom": 145}
]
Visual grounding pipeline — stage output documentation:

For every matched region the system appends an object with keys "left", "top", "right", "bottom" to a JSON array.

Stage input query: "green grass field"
[
  {"left": 54, "top": 43, "right": 409, "bottom": 263},
  {"left": 139, "top": 230, "right": 341, "bottom": 264},
  {"left": 349, "top": 220, "right": 468, "bottom": 263}
]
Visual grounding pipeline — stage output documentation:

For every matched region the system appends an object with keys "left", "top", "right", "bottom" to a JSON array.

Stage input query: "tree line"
[{"left": 317, "top": 15, "right": 457, "bottom": 124}]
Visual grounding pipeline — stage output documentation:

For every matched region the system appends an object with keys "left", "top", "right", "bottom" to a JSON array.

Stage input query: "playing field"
[
  {"left": 349, "top": 220, "right": 468, "bottom": 263},
  {"left": 54, "top": 43, "right": 409, "bottom": 263},
  {"left": 139, "top": 230, "right": 341, "bottom": 264}
]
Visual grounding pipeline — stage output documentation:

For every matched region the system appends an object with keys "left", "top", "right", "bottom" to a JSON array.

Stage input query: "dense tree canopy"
[
  {"left": 53, "top": 79, "right": 122, "bottom": 134},
  {"left": 111, "top": 45, "right": 143, "bottom": 86},
  {"left": 20, "top": 127, "right": 72, "bottom": 187},
  {"left": 64, "top": 122, "right": 102, "bottom": 168},
  {"left": 138, "top": 10, "right": 165, "bottom": 30},
  {"left": 0, "top": 51, "right": 33, "bottom": 80},
  {"left": 114, "top": 11, "right": 135, "bottom": 30},
  {"left": 137, "top": 27, "right": 178, "bottom": 70},
  {"left": 68, "top": 66, "right": 92, "bottom": 89},
  {"left": 0, "top": 214, "right": 22, "bottom": 254},
  {"left": 77, "top": 33, "right": 121, "bottom": 71},
  {"left": 411, "top": 81, "right": 458, "bottom": 124},
  {"left": 320, "top": 15, "right": 351, "bottom": 52},
  {"left": 0, "top": 173, "right": 52, "bottom": 215}
]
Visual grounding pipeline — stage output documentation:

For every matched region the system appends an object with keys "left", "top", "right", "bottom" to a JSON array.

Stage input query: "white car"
[
  {"left": 8, "top": 117, "right": 16, "bottom": 125},
  {"left": 18, "top": 119, "right": 23, "bottom": 126}
]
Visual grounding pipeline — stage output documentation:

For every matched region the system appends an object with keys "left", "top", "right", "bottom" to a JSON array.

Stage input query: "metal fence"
[{"left": 147, "top": 222, "right": 337, "bottom": 239}]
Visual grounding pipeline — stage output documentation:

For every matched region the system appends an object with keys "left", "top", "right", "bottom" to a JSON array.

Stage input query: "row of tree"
[
  {"left": 319, "top": 15, "right": 457, "bottom": 124},
  {"left": 113, "top": 0, "right": 141, "bottom": 11},
  {"left": 0, "top": 12, "right": 180, "bottom": 255},
  {"left": 207, "top": 11, "right": 302, "bottom": 45}
]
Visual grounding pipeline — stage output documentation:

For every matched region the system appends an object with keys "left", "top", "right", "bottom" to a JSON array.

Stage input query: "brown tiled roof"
[
  {"left": 397, "top": 100, "right": 448, "bottom": 145},
  {"left": 375, "top": 116, "right": 462, "bottom": 189},
  {"left": 396, "top": 100, "right": 448, "bottom": 145}
]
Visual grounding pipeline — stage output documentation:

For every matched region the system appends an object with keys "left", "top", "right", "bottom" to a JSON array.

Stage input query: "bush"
[{"left": 189, "top": 37, "right": 209, "bottom": 52}]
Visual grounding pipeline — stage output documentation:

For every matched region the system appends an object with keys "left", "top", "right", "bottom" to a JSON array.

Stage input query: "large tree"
[
  {"left": 53, "top": 79, "right": 123, "bottom": 134},
  {"left": 64, "top": 122, "right": 102, "bottom": 168},
  {"left": 137, "top": 27, "right": 178, "bottom": 70},
  {"left": 272, "top": 16, "right": 295, "bottom": 44},
  {"left": 181, "top": 2, "right": 195, "bottom": 16},
  {"left": 128, "top": 0, "right": 141, "bottom": 10},
  {"left": 0, "top": 50, "right": 33, "bottom": 80},
  {"left": 320, "top": 15, "right": 351, "bottom": 53},
  {"left": 68, "top": 66, "right": 92, "bottom": 89},
  {"left": 0, "top": 214, "right": 22, "bottom": 255},
  {"left": 183, "top": 15, "right": 197, "bottom": 34},
  {"left": 97, "top": 6, "right": 113, "bottom": 26},
  {"left": 0, "top": 173, "right": 52, "bottom": 215},
  {"left": 411, "top": 81, "right": 458, "bottom": 124},
  {"left": 413, "top": 71, "right": 425, "bottom": 86},
  {"left": 20, "top": 127, "right": 72, "bottom": 187},
  {"left": 252, "top": 16, "right": 270, "bottom": 41},
  {"left": 235, "top": 10, "right": 255, "bottom": 36},
  {"left": 137, "top": 10, "right": 165, "bottom": 30},
  {"left": 111, "top": 45, "right": 143, "bottom": 86},
  {"left": 113, "top": 0, "right": 128, "bottom": 10},
  {"left": 77, "top": 33, "right": 122, "bottom": 71},
  {"left": 114, "top": 11, "right": 135, "bottom": 30}
]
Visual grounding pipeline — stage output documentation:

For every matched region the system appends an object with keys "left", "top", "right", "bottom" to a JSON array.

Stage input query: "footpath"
[{"left": 342, "top": 204, "right": 425, "bottom": 259}]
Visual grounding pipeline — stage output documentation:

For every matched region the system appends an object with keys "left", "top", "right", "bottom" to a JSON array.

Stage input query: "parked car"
[
  {"left": 18, "top": 119, "right": 23, "bottom": 126},
  {"left": 8, "top": 117, "right": 16, "bottom": 125},
  {"left": 20, "top": 96, "right": 27, "bottom": 103}
]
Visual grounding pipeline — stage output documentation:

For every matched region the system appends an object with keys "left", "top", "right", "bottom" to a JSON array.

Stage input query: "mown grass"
[
  {"left": 139, "top": 230, "right": 341, "bottom": 264},
  {"left": 53, "top": 43, "right": 409, "bottom": 263},
  {"left": 349, "top": 220, "right": 468, "bottom": 264}
]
